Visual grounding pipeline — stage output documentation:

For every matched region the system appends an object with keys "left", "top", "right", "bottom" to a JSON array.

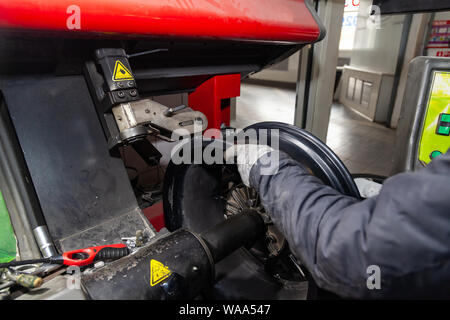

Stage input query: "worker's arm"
[{"left": 247, "top": 149, "right": 450, "bottom": 299}]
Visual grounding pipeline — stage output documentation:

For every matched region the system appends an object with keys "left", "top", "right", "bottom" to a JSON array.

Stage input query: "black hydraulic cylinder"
[
  {"left": 0, "top": 104, "right": 46, "bottom": 230},
  {"left": 82, "top": 212, "right": 265, "bottom": 300},
  {"left": 0, "top": 103, "right": 57, "bottom": 257},
  {"left": 82, "top": 229, "right": 212, "bottom": 300},
  {"left": 202, "top": 210, "right": 266, "bottom": 263}
]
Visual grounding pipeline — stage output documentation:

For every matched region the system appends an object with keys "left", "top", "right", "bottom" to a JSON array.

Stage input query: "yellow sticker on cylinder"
[{"left": 150, "top": 259, "right": 171, "bottom": 286}]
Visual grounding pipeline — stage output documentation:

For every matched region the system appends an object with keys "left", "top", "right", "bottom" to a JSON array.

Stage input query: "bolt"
[
  {"left": 129, "top": 90, "right": 137, "bottom": 97},
  {"left": 117, "top": 116, "right": 122, "bottom": 121},
  {"left": 127, "top": 81, "right": 134, "bottom": 87},
  {"left": 145, "top": 109, "right": 150, "bottom": 113},
  {"left": 192, "top": 266, "right": 199, "bottom": 272},
  {"left": 117, "top": 82, "right": 124, "bottom": 88},
  {"left": 179, "top": 120, "right": 194, "bottom": 127},
  {"left": 117, "top": 91, "right": 125, "bottom": 98}
]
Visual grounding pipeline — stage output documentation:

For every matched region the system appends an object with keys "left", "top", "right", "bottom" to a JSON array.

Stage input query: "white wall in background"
[
  {"left": 339, "top": 0, "right": 360, "bottom": 52},
  {"left": 435, "top": 11, "right": 450, "bottom": 20},
  {"left": 350, "top": 0, "right": 405, "bottom": 74}
]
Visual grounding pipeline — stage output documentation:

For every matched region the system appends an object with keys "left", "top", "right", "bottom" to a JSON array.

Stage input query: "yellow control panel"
[{"left": 418, "top": 71, "right": 450, "bottom": 165}]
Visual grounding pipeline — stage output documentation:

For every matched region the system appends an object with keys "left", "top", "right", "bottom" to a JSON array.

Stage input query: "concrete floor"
[
  {"left": 326, "top": 103, "right": 396, "bottom": 176},
  {"left": 234, "top": 82, "right": 396, "bottom": 177}
]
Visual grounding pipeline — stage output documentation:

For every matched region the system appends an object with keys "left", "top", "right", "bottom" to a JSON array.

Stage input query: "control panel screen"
[{"left": 418, "top": 71, "right": 450, "bottom": 165}]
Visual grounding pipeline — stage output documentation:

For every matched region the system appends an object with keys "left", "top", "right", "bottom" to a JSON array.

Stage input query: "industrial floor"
[{"left": 233, "top": 82, "right": 396, "bottom": 177}]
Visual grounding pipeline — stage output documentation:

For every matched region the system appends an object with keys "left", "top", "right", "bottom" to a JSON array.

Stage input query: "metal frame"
[
  {"left": 373, "top": 0, "right": 450, "bottom": 15},
  {"left": 111, "top": 99, "right": 207, "bottom": 140},
  {"left": 294, "top": 0, "right": 345, "bottom": 142}
]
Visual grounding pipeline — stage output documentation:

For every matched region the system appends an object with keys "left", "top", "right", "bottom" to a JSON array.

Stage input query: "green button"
[
  {"left": 441, "top": 114, "right": 450, "bottom": 122},
  {"left": 430, "top": 150, "right": 443, "bottom": 160},
  {"left": 438, "top": 126, "right": 450, "bottom": 135}
]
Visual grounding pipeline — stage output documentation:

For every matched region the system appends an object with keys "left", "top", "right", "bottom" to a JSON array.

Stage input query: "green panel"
[
  {"left": 418, "top": 71, "right": 450, "bottom": 164},
  {"left": 0, "top": 191, "right": 16, "bottom": 263}
]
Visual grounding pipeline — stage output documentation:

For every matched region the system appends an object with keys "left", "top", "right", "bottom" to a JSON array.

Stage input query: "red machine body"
[
  {"left": 0, "top": 0, "right": 322, "bottom": 43},
  {"left": 189, "top": 74, "right": 241, "bottom": 130}
]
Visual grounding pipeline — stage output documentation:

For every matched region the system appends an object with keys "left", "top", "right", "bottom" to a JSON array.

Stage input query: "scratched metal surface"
[{"left": 2, "top": 75, "right": 149, "bottom": 249}]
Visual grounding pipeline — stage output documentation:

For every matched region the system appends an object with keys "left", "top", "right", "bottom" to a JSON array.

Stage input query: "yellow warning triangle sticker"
[
  {"left": 150, "top": 259, "right": 171, "bottom": 286},
  {"left": 112, "top": 60, "right": 134, "bottom": 81}
]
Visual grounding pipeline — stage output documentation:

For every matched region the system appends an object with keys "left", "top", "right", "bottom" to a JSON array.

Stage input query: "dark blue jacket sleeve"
[{"left": 249, "top": 150, "right": 450, "bottom": 299}]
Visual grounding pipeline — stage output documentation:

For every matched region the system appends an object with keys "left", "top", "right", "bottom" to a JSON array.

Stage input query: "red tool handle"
[{"left": 61, "top": 244, "right": 128, "bottom": 267}]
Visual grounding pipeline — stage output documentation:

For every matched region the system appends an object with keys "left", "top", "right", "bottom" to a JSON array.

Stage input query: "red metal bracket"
[{"left": 189, "top": 74, "right": 241, "bottom": 131}]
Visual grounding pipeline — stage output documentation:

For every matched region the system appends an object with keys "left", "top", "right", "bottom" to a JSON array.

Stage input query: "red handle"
[{"left": 61, "top": 243, "right": 127, "bottom": 266}]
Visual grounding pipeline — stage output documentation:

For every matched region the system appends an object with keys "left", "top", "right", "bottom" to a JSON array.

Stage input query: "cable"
[
  {"left": 0, "top": 258, "right": 51, "bottom": 268},
  {"left": 127, "top": 48, "right": 168, "bottom": 58}
]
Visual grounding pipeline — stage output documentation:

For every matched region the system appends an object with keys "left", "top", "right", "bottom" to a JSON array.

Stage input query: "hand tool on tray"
[{"left": 0, "top": 244, "right": 129, "bottom": 268}]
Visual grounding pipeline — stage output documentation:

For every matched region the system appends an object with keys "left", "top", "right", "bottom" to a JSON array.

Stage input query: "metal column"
[{"left": 294, "top": 0, "right": 345, "bottom": 142}]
